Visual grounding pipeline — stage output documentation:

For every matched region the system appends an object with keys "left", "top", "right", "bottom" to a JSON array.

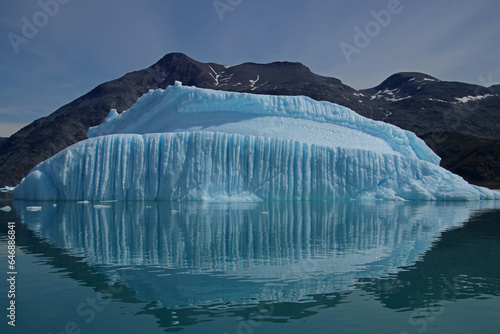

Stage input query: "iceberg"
[{"left": 13, "top": 82, "right": 500, "bottom": 201}]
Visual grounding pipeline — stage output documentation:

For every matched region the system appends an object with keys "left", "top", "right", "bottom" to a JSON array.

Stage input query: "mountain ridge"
[{"left": 1, "top": 53, "right": 499, "bottom": 187}]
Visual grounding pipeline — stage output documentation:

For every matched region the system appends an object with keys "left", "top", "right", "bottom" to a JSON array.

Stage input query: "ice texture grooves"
[
  {"left": 14, "top": 131, "right": 499, "bottom": 201},
  {"left": 87, "top": 82, "right": 440, "bottom": 165}
]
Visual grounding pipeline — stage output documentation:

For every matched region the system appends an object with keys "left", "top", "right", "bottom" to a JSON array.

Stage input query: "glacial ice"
[{"left": 14, "top": 82, "right": 500, "bottom": 201}]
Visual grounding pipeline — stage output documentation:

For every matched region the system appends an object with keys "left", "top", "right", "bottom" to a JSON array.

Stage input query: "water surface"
[{"left": 1, "top": 198, "right": 499, "bottom": 333}]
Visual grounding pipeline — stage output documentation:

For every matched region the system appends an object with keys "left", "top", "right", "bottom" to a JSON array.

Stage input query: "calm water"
[{"left": 1, "top": 195, "right": 499, "bottom": 334}]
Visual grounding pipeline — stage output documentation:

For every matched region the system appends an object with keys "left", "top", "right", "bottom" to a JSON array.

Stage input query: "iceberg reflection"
[{"left": 14, "top": 200, "right": 499, "bottom": 308}]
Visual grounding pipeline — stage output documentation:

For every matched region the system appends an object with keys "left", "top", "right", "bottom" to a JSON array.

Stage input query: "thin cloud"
[{"left": 0, "top": 122, "right": 29, "bottom": 137}]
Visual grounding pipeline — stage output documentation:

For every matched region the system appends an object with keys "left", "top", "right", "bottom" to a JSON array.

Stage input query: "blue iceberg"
[{"left": 14, "top": 82, "right": 500, "bottom": 201}]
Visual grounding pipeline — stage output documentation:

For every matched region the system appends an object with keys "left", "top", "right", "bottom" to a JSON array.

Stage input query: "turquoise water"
[{"left": 1, "top": 197, "right": 499, "bottom": 333}]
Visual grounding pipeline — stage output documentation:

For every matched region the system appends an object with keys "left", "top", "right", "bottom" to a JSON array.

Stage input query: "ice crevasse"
[{"left": 14, "top": 81, "right": 500, "bottom": 201}]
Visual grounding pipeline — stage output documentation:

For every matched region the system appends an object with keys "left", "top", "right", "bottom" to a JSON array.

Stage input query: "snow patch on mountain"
[{"left": 455, "top": 95, "right": 494, "bottom": 103}]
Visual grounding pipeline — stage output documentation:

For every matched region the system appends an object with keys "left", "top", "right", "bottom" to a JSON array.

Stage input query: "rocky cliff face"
[{"left": 1, "top": 53, "right": 499, "bottom": 187}]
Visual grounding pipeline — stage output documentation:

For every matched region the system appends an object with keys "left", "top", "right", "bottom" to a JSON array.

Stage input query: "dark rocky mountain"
[
  {"left": 1, "top": 53, "right": 499, "bottom": 188},
  {"left": 360, "top": 72, "right": 500, "bottom": 187},
  {"left": 360, "top": 72, "right": 500, "bottom": 138}
]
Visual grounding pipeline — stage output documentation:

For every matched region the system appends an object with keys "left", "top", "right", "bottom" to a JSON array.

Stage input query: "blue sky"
[{"left": 0, "top": 0, "right": 499, "bottom": 137}]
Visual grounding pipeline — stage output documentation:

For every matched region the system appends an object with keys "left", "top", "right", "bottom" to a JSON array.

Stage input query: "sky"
[{"left": 0, "top": 0, "right": 499, "bottom": 137}]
